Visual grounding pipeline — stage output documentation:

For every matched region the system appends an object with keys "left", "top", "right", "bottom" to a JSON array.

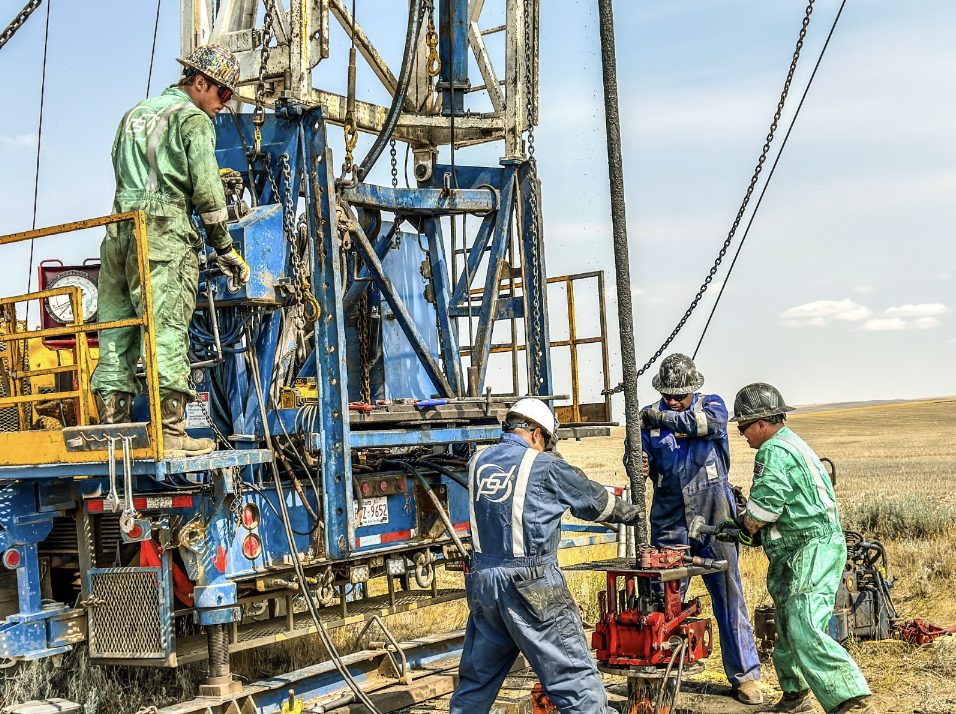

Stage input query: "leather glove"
[
  {"left": 216, "top": 247, "right": 251, "bottom": 286},
  {"left": 608, "top": 496, "right": 644, "bottom": 527},
  {"left": 716, "top": 515, "right": 762, "bottom": 547},
  {"left": 641, "top": 408, "right": 664, "bottom": 429},
  {"left": 642, "top": 451, "right": 650, "bottom": 479}
]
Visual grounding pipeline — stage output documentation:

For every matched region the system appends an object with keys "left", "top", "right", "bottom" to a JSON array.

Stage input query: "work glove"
[
  {"left": 608, "top": 497, "right": 644, "bottom": 527},
  {"left": 642, "top": 451, "right": 650, "bottom": 479},
  {"left": 641, "top": 408, "right": 664, "bottom": 430},
  {"left": 716, "top": 515, "right": 761, "bottom": 547},
  {"left": 216, "top": 247, "right": 251, "bottom": 286}
]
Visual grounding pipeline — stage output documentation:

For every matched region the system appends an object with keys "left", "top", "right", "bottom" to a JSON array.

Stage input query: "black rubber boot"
[{"left": 161, "top": 392, "right": 215, "bottom": 457}]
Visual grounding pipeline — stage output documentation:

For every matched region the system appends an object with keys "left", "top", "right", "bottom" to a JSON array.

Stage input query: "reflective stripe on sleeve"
[
  {"left": 774, "top": 433, "right": 838, "bottom": 525},
  {"left": 596, "top": 492, "right": 616, "bottom": 522},
  {"left": 468, "top": 456, "right": 481, "bottom": 553},
  {"left": 746, "top": 498, "right": 781, "bottom": 524},
  {"left": 200, "top": 207, "right": 228, "bottom": 225},
  {"left": 693, "top": 395, "right": 708, "bottom": 436},
  {"left": 510, "top": 449, "right": 539, "bottom": 558}
]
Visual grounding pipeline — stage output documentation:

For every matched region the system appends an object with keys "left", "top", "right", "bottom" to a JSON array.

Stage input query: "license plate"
[{"left": 357, "top": 497, "right": 389, "bottom": 527}]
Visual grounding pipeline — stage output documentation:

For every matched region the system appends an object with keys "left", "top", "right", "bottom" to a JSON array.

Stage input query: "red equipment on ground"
[{"left": 893, "top": 618, "right": 956, "bottom": 645}]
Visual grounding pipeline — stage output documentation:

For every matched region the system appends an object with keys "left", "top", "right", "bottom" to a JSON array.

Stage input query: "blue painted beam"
[
  {"left": 340, "top": 184, "right": 496, "bottom": 215},
  {"left": 337, "top": 425, "right": 501, "bottom": 450},
  {"left": 424, "top": 218, "right": 464, "bottom": 396},
  {"left": 559, "top": 533, "right": 619, "bottom": 549},
  {"left": 350, "top": 221, "right": 454, "bottom": 398},
  {"left": 438, "top": 0, "right": 469, "bottom": 114}
]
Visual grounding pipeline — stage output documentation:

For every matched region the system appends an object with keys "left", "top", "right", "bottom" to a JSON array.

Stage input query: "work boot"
[
  {"left": 734, "top": 681, "right": 764, "bottom": 705},
  {"left": 94, "top": 391, "right": 134, "bottom": 425},
  {"left": 766, "top": 690, "right": 816, "bottom": 713},
  {"left": 161, "top": 392, "right": 215, "bottom": 457},
  {"left": 835, "top": 696, "right": 878, "bottom": 714}
]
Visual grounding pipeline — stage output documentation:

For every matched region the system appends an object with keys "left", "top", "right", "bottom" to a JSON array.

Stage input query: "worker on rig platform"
[
  {"left": 639, "top": 353, "right": 763, "bottom": 705},
  {"left": 90, "top": 45, "right": 250, "bottom": 456},
  {"left": 721, "top": 383, "right": 877, "bottom": 714},
  {"left": 449, "top": 398, "right": 644, "bottom": 714}
]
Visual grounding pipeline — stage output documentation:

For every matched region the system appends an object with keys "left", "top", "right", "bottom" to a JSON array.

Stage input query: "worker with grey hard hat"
[
  {"left": 450, "top": 398, "right": 643, "bottom": 714},
  {"left": 91, "top": 45, "right": 250, "bottom": 456},
  {"left": 718, "top": 384, "right": 876, "bottom": 714},
  {"left": 639, "top": 354, "right": 763, "bottom": 705}
]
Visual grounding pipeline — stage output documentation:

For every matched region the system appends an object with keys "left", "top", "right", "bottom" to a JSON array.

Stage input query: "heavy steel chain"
[
  {"left": 623, "top": 0, "right": 816, "bottom": 387},
  {"left": 0, "top": 0, "right": 41, "bottom": 51},
  {"left": 252, "top": 1, "right": 276, "bottom": 157},
  {"left": 188, "top": 372, "right": 231, "bottom": 447},
  {"left": 357, "top": 291, "right": 371, "bottom": 403},
  {"left": 277, "top": 153, "right": 321, "bottom": 321},
  {"left": 523, "top": 0, "right": 545, "bottom": 392},
  {"left": 425, "top": 6, "right": 441, "bottom": 78},
  {"left": 390, "top": 139, "right": 399, "bottom": 188}
]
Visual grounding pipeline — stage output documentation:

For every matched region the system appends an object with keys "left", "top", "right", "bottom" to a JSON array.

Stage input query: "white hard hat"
[{"left": 506, "top": 398, "right": 558, "bottom": 446}]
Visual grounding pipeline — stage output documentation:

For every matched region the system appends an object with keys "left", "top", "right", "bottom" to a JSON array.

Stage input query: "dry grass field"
[
  {"left": 4, "top": 400, "right": 955, "bottom": 713},
  {"left": 559, "top": 398, "right": 956, "bottom": 714}
]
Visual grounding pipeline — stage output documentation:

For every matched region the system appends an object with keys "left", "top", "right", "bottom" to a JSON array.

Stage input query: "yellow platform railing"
[{"left": 0, "top": 211, "right": 163, "bottom": 465}]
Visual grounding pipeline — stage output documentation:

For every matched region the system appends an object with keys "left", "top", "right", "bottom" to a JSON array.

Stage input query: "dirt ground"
[{"left": 559, "top": 399, "right": 956, "bottom": 714}]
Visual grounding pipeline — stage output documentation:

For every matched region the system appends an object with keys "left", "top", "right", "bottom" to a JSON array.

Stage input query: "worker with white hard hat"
[{"left": 450, "top": 398, "right": 643, "bottom": 714}]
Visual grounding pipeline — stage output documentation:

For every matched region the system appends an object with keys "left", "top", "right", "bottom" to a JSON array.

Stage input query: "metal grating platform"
[
  {"left": 174, "top": 587, "right": 466, "bottom": 664},
  {"left": 565, "top": 557, "right": 723, "bottom": 581}
]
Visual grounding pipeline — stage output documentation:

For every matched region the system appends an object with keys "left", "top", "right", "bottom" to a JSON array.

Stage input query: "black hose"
[
  {"left": 416, "top": 459, "right": 468, "bottom": 489},
  {"left": 384, "top": 460, "right": 468, "bottom": 559},
  {"left": 355, "top": 0, "right": 425, "bottom": 180}
]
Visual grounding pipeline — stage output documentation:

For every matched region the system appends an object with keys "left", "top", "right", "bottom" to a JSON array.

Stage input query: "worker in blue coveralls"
[
  {"left": 449, "top": 398, "right": 644, "bottom": 714},
  {"left": 640, "top": 354, "right": 763, "bottom": 705}
]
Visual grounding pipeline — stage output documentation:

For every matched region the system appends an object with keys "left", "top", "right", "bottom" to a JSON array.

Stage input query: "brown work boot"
[
  {"left": 766, "top": 690, "right": 816, "bottom": 713},
  {"left": 734, "top": 681, "right": 764, "bottom": 705},
  {"left": 835, "top": 696, "right": 878, "bottom": 714},
  {"left": 161, "top": 392, "right": 215, "bottom": 457},
  {"left": 94, "top": 391, "right": 134, "bottom": 424}
]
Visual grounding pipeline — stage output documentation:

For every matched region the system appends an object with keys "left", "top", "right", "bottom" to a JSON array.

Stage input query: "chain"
[
  {"left": 252, "top": 1, "right": 276, "bottom": 157},
  {"left": 390, "top": 139, "right": 399, "bottom": 188},
  {"left": 628, "top": 0, "right": 816, "bottom": 383},
  {"left": 229, "top": 466, "right": 243, "bottom": 528},
  {"left": 425, "top": 8, "right": 441, "bottom": 77},
  {"left": 0, "top": 0, "right": 42, "bottom": 51},
  {"left": 189, "top": 373, "right": 232, "bottom": 447},
  {"left": 522, "top": 0, "right": 545, "bottom": 392},
  {"left": 357, "top": 291, "right": 371, "bottom": 404}
]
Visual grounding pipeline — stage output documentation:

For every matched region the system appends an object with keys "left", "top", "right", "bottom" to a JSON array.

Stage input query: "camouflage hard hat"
[
  {"left": 730, "top": 383, "right": 795, "bottom": 422},
  {"left": 177, "top": 45, "right": 240, "bottom": 93},
  {"left": 651, "top": 353, "right": 704, "bottom": 395}
]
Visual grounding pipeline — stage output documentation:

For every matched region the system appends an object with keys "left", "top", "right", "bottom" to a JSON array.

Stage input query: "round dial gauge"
[{"left": 44, "top": 271, "right": 98, "bottom": 325}]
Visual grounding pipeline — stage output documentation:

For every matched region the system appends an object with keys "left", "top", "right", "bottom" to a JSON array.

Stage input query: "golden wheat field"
[
  {"left": 558, "top": 398, "right": 956, "bottom": 714},
  {"left": 4, "top": 400, "right": 955, "bottom": 713}
]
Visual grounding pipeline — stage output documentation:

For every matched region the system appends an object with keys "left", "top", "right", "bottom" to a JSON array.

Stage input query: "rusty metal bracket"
[{"left": 63, "top": 423, "right": 151, "bottom": 451}]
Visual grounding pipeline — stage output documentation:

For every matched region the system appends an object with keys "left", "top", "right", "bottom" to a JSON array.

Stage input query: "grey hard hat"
[
  {"left": 652, "top": 353, "right": 704, "bottom": 395},
  {"left": 730, "top": 383, "right": 795, "bottom": 422}
]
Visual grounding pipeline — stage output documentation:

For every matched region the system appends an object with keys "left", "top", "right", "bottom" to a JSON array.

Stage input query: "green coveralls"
[
  {"left": 746, "top": 427, "right": 870, "bottom": 713},
  {"left": 91, "top": 87, "right": 232, "bottom": 401}
]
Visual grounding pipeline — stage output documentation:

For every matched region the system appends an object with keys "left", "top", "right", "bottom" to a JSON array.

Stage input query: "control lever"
[
  {"left": 119, "top": 435, "right": 138, "bottom": 533},
  {"left": 104, "top": 436, "right": 121, "bottom": 514}
]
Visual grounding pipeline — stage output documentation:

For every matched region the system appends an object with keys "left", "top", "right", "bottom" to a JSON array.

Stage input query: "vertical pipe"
[
  {"left": 206, "top": 624, "right": 231, "bottom": 680},
  {"left": 439, "top": 0, "right": 469, "bottom": 114},
  {"left": 597, "top": 0, "right": 647, "bottom": 549}
]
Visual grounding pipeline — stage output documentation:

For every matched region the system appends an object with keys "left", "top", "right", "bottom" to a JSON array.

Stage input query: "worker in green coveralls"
[
  {"left": 91, "top": 45, "right": 250, "bottom": 456},
  {"left": 717, "top": 383, "right": 877, "bottom": 714}
]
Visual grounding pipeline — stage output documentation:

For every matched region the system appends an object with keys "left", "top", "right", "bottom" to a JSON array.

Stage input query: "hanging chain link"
[
  {"left": 522, "top": 0, "right": 545, "bottom": 392},
  {"left": 390, "top": 139, "right": 399, "bottom": 188},
  {"left": 357, "top": 291, "right": 371, "bottom": 404},
  {"left": 603, "top": 0, "right": 816, "bottom": 394},
  {"left": 0, "top": 0, "right": 42, "bottom": 51},
  {"left": 188, "top": 373, "right": 232, "bottom": 447},
  {"left": 252, "top": 1, "right": 276, "bottom": 157}
]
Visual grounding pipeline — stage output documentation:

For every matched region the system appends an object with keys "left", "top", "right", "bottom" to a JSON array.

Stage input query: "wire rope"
[
  {"left": 146, "top": 0, "right": 162, "bottom": 96},
  {"left": 692, "top": 0, "right": 849, "bottom": 358}
]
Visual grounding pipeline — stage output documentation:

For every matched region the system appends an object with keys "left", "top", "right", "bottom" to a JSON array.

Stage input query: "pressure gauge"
[{"left": 43, "top": 270, "right": 98, "bottom": 325}]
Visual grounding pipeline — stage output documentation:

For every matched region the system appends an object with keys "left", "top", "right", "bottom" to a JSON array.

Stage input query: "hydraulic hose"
[
  {"left": 385, "top": 460, "right": 468, "bottom": 559},
  {"left": 415, "top": 459, "right": 468, "bottom": 490},
  {"left": 354, "top": 0, "right": 425, "bottom": 181}
]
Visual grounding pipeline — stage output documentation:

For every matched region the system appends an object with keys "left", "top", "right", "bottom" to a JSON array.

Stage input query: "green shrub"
[{"left": 841, "top": 494, "right": 956, "bottom": 540}]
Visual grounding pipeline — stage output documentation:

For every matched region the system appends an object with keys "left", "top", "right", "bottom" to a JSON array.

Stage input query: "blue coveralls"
[
  {"left": 450, "top": 433, "right": 618, "bottom": 714},
  {"left": 641, "top": 393, "right": 761, "bottom": 687}
]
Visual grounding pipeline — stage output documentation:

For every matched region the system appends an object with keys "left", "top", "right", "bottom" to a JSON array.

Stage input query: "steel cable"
[
  {"left": 146, "top": 0, "right": 162, "bottom": 96},
  {"left": 692, "top": 0, "right": 849, "bottom": 359}
]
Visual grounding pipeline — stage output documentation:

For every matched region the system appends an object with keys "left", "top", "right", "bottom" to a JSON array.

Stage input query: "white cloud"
[
  {"left": 854, "top": 286, "right": 876, "bottom": 295},
  {"left": 0, "top": 134, "right": 36, "bottom": 149},
  {"left": 862, "top": 316, "right": 941, "bottom": 331},
  {"left": 779, "top": 299, "right": 872, "bottom": 327},
  {"left": 882, "top": 303, "right": 950, "bottom": 318},
  {"left": 938, "top": 272, "right": 953, "bottom": 280}
]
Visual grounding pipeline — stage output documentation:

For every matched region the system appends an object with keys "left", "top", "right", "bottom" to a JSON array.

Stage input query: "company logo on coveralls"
[
  {"left": 125, "top": 107, "right": 160, "bottom": 139},
  {"left": 475, "top": 464, "right": 517, "bottom": 503}
]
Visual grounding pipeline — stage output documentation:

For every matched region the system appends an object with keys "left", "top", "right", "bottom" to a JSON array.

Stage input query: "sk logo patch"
[
  {"left": 125, "top": 106, "right": 160, "bottom": 139},
  {"left": 475, "top": 464, "right": 516, "bottom": 503},
  {"left": 754, "top": 462, "right": 765, "bottom": 477}
]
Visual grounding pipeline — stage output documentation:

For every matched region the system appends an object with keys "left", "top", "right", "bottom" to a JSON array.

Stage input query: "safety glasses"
[
  {"left": 663, "top": 393, "right": 690, "bottom": 403},
  {"left": 737, "top": 420, "right": 761, "bottom": 435},
  {"left": 207, "top": 79, "right": 233, "bottom": 103}
]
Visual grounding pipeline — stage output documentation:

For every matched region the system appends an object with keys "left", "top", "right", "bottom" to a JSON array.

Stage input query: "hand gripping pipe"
[{"left": 596, "top": 0, "right": 647, "bottom": 552}]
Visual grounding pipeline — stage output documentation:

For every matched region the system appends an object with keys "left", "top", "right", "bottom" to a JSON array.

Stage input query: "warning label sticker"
[{"left": 185, "top": 392, "right": 212, "bottom": 429}]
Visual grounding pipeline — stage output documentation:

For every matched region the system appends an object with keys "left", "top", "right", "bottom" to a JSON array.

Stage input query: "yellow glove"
[{"left": 216, "top": 247, "right": 251, "bottom": 285}]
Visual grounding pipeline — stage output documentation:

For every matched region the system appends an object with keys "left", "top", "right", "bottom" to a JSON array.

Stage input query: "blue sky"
[{"left": 0, "top": 0, "right": 953, "bottom": 408}]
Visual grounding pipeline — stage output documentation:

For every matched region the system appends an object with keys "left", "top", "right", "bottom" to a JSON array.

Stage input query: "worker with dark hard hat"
[
  {"left": 91, "top": 45, "right": 250, "bottom": 456},
  {"left": 639, "top": 354, "right": 763, "bottom": 705},
  {"left": 450, "top": 398, "right": 643, "bottom": 714},
  {"left": 721, "top": 383, "right": 876, "bottom": 714}
]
